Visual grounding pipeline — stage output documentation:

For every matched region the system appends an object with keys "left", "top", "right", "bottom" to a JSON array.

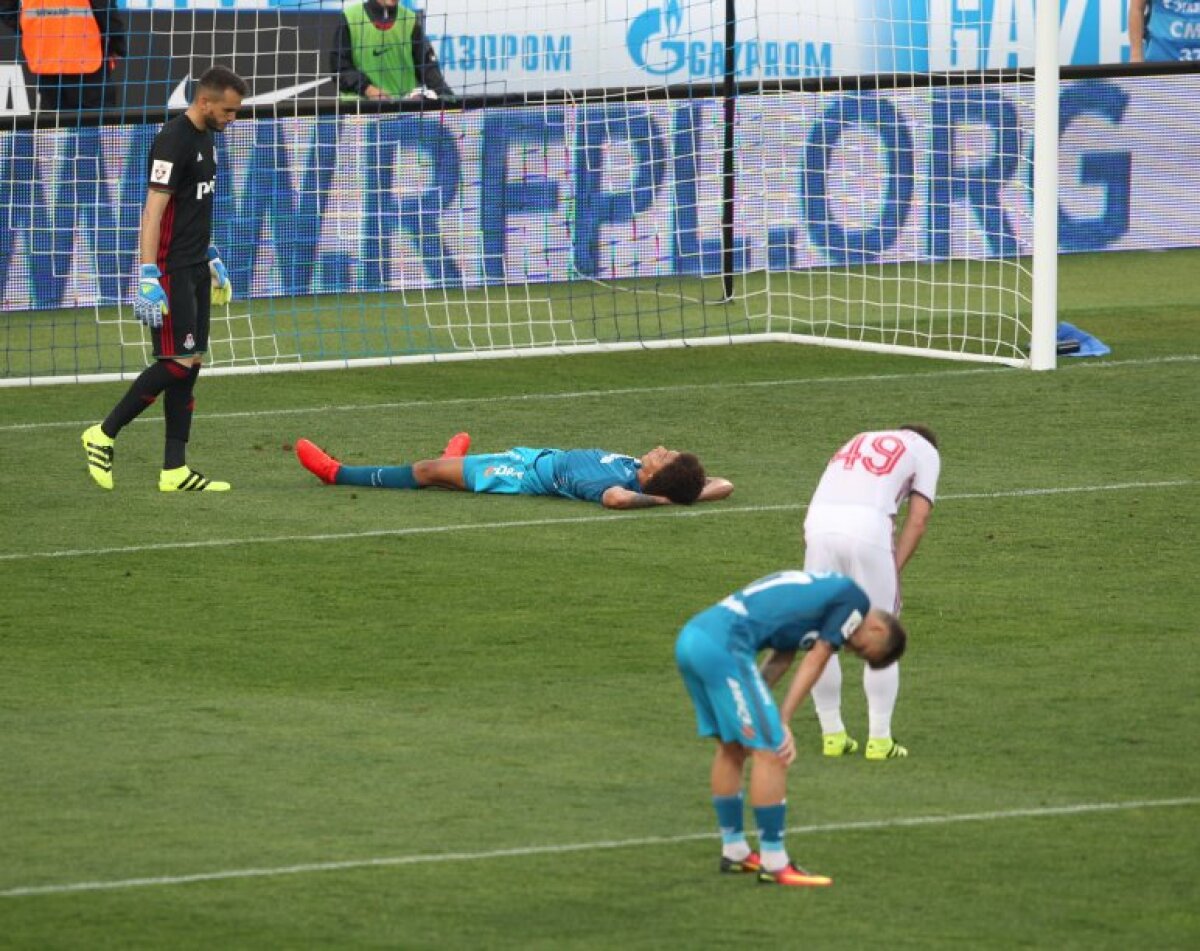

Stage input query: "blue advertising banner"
[{"left": 1, "top": 74, "right": 1197, "bottom": 312}]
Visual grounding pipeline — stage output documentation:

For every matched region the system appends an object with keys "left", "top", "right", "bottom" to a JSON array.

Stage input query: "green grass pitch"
[{"left": 1, "top": 249, "right": 1198, "bottom": 948}]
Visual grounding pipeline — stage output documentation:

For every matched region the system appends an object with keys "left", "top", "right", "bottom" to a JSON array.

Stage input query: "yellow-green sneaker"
[
  {"left": 159, "top": 466, "right": 230, "bottom": 492},
  {"left": 81, "top": 424, "right": 115, "bottom": 490},
  {"left": 822, "top": 731, "right": 859, "bottom": 757},
  {"left": 865, "top": 737, "right": 908, "bottom": 761}
]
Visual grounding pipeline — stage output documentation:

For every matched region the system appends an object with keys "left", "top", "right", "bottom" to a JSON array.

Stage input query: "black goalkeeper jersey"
[{"left": 146, "top": 114, "right": 217, "bottom": 274}]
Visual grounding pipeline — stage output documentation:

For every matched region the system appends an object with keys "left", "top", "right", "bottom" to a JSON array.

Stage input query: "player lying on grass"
[
  {"left": 675, "top": 570, "right": 906, "bottom": 887},
  {"left": 294, "top": 433, "right": 735, "bottom": 509}
]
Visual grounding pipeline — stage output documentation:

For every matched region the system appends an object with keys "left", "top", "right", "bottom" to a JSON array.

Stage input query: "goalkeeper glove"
[
  {"left": 207, "top": 245, "right": 232, "bottom": 306},
  {"left": 134, "top": 264, "right": 168, "bottom": 328}
]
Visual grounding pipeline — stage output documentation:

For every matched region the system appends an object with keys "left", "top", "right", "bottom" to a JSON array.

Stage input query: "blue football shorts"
[
  {"left": 674, "top": 621, "right": 784, "bottom": 750},
  {"left": 461, "top": 447, "right": 552, "bottom": 495}
]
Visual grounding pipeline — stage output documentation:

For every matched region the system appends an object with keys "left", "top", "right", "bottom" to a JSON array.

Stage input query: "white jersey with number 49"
[
  {"left": 804, "top": 429, "right": 939, "bottom": 613},
  {"left": 807, "top": 429, "right": 940, "bottom": 520}
]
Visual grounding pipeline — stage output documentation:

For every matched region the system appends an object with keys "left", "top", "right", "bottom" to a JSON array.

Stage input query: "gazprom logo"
[
  {"left": 626, "top": 0, "right": 831, "bottom": 79},
  {"left": 626, "top": 0, "right": 687, "bottom": 75}
]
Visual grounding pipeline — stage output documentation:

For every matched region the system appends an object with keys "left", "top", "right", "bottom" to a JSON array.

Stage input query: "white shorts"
[{"left": 803, "top": 517, "right": 899, "bottom": 614}]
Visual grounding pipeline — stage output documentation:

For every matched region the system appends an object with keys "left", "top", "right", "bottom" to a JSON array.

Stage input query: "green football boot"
[
  {"left": 822, "top": 731, "right": 859, "bottom": 757},
  {"left": 159, "top": 466, "right": 231, "bottom": 492},
  {"left": 81, "top": 424, "right": 115, "bottom": 490},
  {"left": 865, "top": 737, "right": 908, "bottom": 761}
]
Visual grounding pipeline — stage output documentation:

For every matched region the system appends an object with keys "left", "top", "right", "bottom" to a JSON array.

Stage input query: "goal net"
[{"left": 0, "top": 0, "right": 1058, "bottom": 385}]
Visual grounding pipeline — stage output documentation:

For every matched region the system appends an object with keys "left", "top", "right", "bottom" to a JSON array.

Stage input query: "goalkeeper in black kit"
[{"left": 81, "top": 66, "right": 247, "bottom": 493}]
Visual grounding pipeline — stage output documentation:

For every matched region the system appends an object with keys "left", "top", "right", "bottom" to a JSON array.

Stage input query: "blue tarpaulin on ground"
[{"left": 1057, "top": 322, "right": 1111, "bottom": 357}]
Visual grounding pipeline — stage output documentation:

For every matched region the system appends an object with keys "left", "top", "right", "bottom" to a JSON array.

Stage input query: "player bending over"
[
  {"left": 294, "top": 433, "right": 734, "bottom": 509},
  {"left": 676, "top": 570, "right": 906, "bottom": 886},
  {"left": 803, "top": 424, "right": 940, "bottom": 761}
]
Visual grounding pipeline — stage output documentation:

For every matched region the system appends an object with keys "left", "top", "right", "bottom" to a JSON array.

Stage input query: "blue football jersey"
[
  {"left": 532, "top": 449, "right": 643, "bottom": 503},
  {"left": 1146, "top": 0, "right": 1200, "bottom": 61},
  {"left": 690, "top": 571, "right": 870, "bottom": 654}
]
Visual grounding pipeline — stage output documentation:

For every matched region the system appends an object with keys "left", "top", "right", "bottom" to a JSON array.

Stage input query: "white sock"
[
  {"left": 812, "top": 653, "right": 845, "bottom": 735},
  {"left": 865, "top": 661, "right": 900, "bottom": 739},
  {"left": 722, "top": 840, "right": 751, "bottom": 862},
  {"left": 760, "top": 847, "right": 790, "bottom": 873}
]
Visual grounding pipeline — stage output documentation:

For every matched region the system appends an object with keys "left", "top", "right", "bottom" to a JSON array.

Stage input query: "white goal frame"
[{"left": 0, "top": 1, "right": 1061, "bottom": 387}]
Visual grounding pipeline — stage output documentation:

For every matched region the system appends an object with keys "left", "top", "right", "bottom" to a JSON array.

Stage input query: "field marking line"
[
  {"left": 0, "top": 479, "right": 1193, "bottom": 564},
  {"left": 1, "top": 353, "right": 1196, "bottom": 434},
  {"left": 3, "top": 796, "right": 1197, "bottom": 898}
]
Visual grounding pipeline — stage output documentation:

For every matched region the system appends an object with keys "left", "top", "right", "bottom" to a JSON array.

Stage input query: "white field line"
[
  {"left": 0, "top": 480, "right": 1193, "bottom": 564},
  {"left": 0, "top": 353, "right": 1196, "bottom": 434},
  {"left": 3, "top": 796, "right": 1197, "bottom": 898}
]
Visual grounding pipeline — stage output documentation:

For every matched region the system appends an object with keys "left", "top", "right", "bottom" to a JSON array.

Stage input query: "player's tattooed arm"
[{"left": 602, "top": 486, "right": 672, "bottom": 509}]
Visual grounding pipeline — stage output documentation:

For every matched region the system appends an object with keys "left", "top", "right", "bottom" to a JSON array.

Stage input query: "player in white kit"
[{"left": 801, "top": 425, "right": 940, "bottom": 760}]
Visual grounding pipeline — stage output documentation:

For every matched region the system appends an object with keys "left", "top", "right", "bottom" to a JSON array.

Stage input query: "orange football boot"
[
  {"left": 719, "top": 851, "right": 762, "bottom": 874},
  {"left": 295, "top": 438, "right": 342, "bottom": 485},
  {"left": 757, "top": 863, "right": 833, "bottom": 887},
  {"left": 440, "top": 432, "right": 471, "bottom": 458}
]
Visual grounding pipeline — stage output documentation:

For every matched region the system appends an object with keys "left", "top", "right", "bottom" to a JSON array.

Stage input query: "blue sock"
[
  {"left": 713, "top": 793, "right": 747, "bottom": 851},
  {"left": 335, "top": 464, "right": 419, "bottom": 489},
  {"left": 754, "top": 801, "right": 788, "bottom": 867}
]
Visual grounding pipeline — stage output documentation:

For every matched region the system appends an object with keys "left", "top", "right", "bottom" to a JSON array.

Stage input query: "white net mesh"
[{"left": 0, "top": 0, "right": 1050, "bottom": 383}]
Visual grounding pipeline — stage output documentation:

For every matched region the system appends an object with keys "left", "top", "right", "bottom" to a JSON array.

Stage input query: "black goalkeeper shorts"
[{"left": 154, "top": 262, "right": 211, "bottom": 359}]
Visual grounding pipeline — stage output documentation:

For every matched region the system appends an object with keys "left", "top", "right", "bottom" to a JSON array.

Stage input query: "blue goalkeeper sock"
[
  {"left": 713, "top": 792, "right": 750, "bottom": 859},
  {"left": 335, "top": 464, "right": 419, "bottom": 489},
  {"left": 753, "top": 801, "right": 789, "bottom": 870}
]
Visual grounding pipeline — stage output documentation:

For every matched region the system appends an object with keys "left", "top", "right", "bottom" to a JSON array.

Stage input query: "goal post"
[
  {"left": 0, "top": 0, "right": 1061, "bottom": 385},
  {"left": 1031, "top": 0, "right": 1060, "bottom": 371}
]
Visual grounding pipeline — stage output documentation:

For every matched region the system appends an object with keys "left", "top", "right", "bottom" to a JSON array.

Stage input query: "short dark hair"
[
  {"left": 643, "top": 452, "right": 706, "bottom": 505},
  {"left": 869, "top": 613, "right": 908, "bottom": 669},
  {"left": 901, "top": 423, "right": 938, "bottom": 451},
  {"left": 196, "top": 66, "right": 248, "bottom": 99}
]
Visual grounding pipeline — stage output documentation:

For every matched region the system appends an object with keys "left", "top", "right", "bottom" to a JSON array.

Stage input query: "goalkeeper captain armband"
[
  {"left": 207, "top": 245, "right": 233, "bottom": 306},
  {"left": 134, "top": 264, "right": 168, "bottom": 328}
]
